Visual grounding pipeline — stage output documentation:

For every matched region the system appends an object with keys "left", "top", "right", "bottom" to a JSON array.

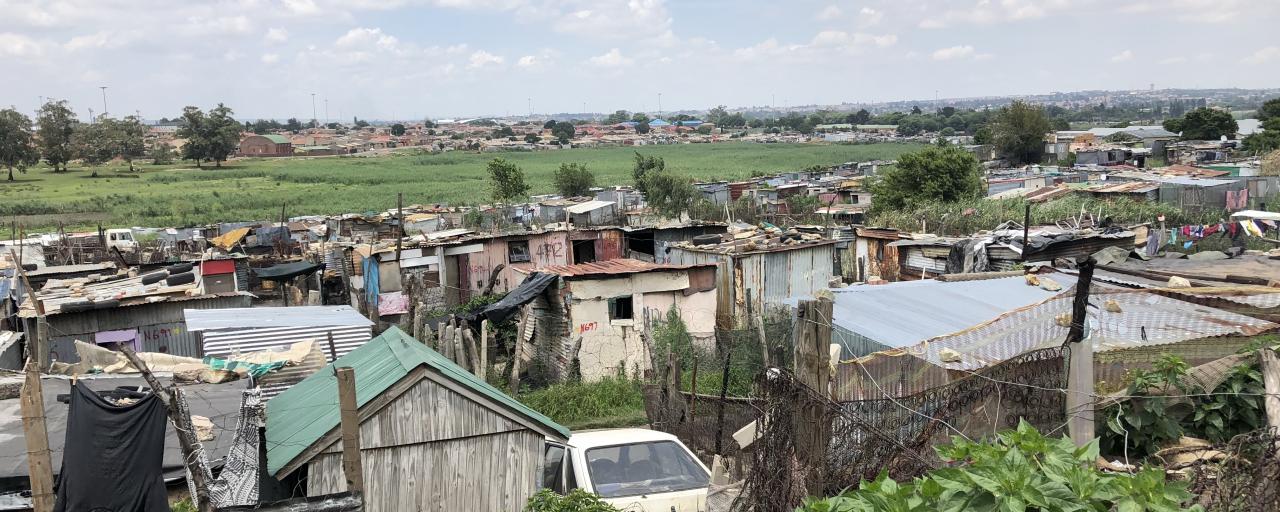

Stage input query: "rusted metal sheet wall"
[{"left": 594, "top": 229, "right": 625, "bottom": 261}]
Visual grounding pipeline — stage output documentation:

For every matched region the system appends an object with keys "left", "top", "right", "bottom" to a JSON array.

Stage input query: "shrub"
[
  {"left": 800, "top": 421, "right": 1200, "bottom": 512},
  {"left": 525, "top": 489, "right": 619, "bottom": 512}
]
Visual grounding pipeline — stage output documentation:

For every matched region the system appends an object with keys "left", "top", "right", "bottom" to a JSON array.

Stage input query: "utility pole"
[
  {"left": 324, "top": 98, "right": 329, "bottom": 125},
  {"left": 657, "top": 92, "right": 662, "bottom": 117},
  {"left": 98, "top": 86, "right": 108, "bottom": 117},
  {"left": 310, "top": 93, "right": 317, "bottom": 128},
  {"left": 527, "top": 97, "right": 532, "bottom": 117},
  {"left": 1066, "top": 257, "right": 1096, "bottom": 447}
]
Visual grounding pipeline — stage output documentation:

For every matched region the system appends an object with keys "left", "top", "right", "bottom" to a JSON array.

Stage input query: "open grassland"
[{"left": 0, "top": 142, "right": 921, "bottom": 232}]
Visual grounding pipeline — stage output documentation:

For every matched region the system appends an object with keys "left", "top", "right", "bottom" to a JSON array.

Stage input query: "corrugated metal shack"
[
  {"left": 565, "top": 200, "right": 620, "bottom": 227},
  {"left": 17, "top": 264, "right": 254, "bottom": 364},
  {"left": 666, "top": 228, "right": 837, "bottom": 328},
  {"left": 267, "top": 327, "right": 569, "bottom": 512}
]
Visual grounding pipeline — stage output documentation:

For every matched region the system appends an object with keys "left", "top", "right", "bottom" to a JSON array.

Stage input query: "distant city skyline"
[{"left": 3, "top": 0, "right": 1278, "bottom": 120}]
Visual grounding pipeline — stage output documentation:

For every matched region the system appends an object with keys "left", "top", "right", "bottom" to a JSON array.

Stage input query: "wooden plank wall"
[
  {"left": 308, "top": 429, "right": 543, "bottom": 512},
  {"left": 321, "top": 377, "right": 522, "bottom": 453}
]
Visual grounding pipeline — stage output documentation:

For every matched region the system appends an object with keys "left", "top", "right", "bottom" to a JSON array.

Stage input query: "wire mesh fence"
[{"left": 734, "top": 345, "right": 1069, "bottom": 511}]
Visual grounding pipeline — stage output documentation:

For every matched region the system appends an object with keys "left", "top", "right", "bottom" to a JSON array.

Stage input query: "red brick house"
[{"left": 238, "top": 134, "right": 293, "bottom": 157}]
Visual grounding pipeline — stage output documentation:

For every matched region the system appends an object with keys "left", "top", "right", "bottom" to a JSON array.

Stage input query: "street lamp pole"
[
  {"left": 99, "top": 86, "right": 108, "bottom": 118},
  {"left": 310, "top": 93, "right": 317, "bottom": 128}
]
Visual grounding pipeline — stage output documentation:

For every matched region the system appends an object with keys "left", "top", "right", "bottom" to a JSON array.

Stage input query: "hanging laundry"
[
  {"left": 1183, "top": 241, "right": 1194, "bottom": 249},
  {"left": 55, "top": 383, "right": 170, "bottom": 512}
]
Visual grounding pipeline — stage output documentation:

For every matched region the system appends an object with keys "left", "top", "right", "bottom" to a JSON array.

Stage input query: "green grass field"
[{"left": 0, "top": 142, "right": 921, "bottom": 231}]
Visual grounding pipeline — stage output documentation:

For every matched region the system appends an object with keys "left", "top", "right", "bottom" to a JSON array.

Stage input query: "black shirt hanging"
[{"left": 54, "top": 382, "right": 171, "bottom": 512}]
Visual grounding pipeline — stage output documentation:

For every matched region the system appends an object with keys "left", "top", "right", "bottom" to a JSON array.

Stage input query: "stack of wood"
[{"left": 421, "top": 317, "right": 489, "bottom": 380}]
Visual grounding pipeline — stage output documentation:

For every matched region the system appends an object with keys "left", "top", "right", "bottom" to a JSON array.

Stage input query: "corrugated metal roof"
[
  {"left": 185, "top": 306, "right": 372, "bottom": 331},
  {"left": 537, "top": 259, "right": 711, "bottom": 277},
  {"left": 790, "top": 273, "right": 1078, "bottom": 350},
  {"left": 564, "top": 200, "right": 615, "bottom": 214},
  {"left": 266, "top": 326, "right": 569, "bottom": 477}
]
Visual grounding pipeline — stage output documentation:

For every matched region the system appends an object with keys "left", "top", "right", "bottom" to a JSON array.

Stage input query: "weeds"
[{"left": 517, "top": 377, "right": 646, "bottom": 430}]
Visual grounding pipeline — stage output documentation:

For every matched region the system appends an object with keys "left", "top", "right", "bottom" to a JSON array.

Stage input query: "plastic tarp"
[
  {"left": 211, "top": 227, "right": 252, "bottom": 250},
  {"left": 471, "top": 272, "right": 558, "bottom": 325},
  {"left": 252, "top": 262, "right": 325, "bottom": 281}
]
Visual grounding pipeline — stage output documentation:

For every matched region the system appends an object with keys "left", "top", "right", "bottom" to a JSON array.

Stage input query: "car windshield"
[{"left": 585, "top": 440, "right": 709, "bottom": 498}]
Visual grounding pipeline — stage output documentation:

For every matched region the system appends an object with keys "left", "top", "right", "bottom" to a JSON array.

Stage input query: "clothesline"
[{"left": 1144, "top": 217, "right": 1277, "bottom": 253}]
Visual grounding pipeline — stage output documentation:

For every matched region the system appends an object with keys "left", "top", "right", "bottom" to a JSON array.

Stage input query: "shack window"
[
  {"left": 608, "top": 296, "right": 633, "bottom": 320},
  {"left": 508, "top": 240, "right": 531, "bottom": 263}
]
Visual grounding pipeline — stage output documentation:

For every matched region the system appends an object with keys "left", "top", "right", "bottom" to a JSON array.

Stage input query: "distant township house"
[{"left": 237, "top": 134, "right": 294, "bottom": 157}]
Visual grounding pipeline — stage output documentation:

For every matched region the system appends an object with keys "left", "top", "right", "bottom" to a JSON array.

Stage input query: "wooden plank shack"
[{"left": 268, "top": 327, "right": 569, "bottom": 512}]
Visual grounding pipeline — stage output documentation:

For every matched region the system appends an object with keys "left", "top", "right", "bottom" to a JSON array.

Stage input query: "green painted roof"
[
  {"left": 260, "top": 134, "right": 291, "bottom": 144},
  {"left": 265, "top": 326, "right": 569, "bottom": 476}
]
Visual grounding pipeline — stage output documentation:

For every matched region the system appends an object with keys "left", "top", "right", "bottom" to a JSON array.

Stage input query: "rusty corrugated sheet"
[
  {"left": 595, "top": 229, "right": 625, "bottom": 261},
  {"left": 540, "top": 259, "right": 712, "bottom": 277}
]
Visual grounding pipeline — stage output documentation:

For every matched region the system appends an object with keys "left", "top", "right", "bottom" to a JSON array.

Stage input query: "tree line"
[{"left": 0, "top": 99, "right": 247, "bottom": 180}]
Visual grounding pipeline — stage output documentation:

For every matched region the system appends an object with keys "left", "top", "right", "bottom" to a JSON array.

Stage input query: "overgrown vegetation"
[
  {"left": 516, "top": 377, "right": 646, "bottom": 430},
  {"left": 800, "top": 421, "right": 1200, "bottom": 512},
  {"left": 867, "top": 195, "right": 1214, "bottom": 236},
  {"left": 553, "top": 162, "right": 595, "bottom": 197},
  {"left": 525, "top": 489, "right": 620, "bottom": 512},
  {"left": 1100, "top": 352, "right": 1270, "bottom": 459}
]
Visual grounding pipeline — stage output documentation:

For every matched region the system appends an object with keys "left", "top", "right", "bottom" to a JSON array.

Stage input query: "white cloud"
[
  {"left": 1110, "top": 49, "right": 1133, "bottom": 63},
  {"left": 551, "top": 0, "right": 673, "bottom": 41},
  {"left": 1243, "top": 46, "right": 1280, "bottom": 64},
  {"left": 815, "top": 5, "right": 842, "bottom": 21},
  {"left": 588, "top": 48, "right": 633, "bottom": 67},
  {"left": 1159, "top": 56, "right": 1187, "bottom": 65},
  {"left": 467, "top": 49, "right": 504, "bottom": 68},
  {"left": 857, "top": 7, "right": 883, "bottom": 27},
  {"left": 918, "top": 18, "right": 945, "bottom": 29},
  {"left": 265, "top": 28, "right": 289, "bottom": 44},
  {"left": 261, "top": 53, "right": 280, "bottom": 64},
  {"left": 282, "top": 0, "right": 320, "bottom": 16},
  {"left": 932, "top": 45, "right": 975, "bottom": 60},
  {"left": 335, "top": 27, "right": 399, "bottom": 52},
  {"left": 0, "top": 33, "right": 43, "bottom": 56},
  {"left": 64, "top": 31, "right": 139, "bottom": 52},
  {"left": 517, "top": 55, "right": 538, "bottom": 67}
]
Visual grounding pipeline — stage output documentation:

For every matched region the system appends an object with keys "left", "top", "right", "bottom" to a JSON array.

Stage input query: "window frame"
[
  {"left": 507, "top": 239, "right": 531, "bottom": 264},
  {"left": 608, "top": 295, "right": 634, "bottom": 321}
]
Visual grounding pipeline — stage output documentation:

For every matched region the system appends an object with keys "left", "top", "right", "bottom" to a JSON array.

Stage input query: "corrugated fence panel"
[{"left": 202, "top": 325, "right": 373, "bottom": 361}]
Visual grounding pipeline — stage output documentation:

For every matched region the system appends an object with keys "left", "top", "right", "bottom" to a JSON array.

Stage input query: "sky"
[{"left": 2, "top": 0, "right": 1278, "bottom": 121}]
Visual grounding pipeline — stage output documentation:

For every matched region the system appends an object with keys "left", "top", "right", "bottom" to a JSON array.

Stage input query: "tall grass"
[
  {"left": 867, "top": 196, "right": 1218, "bottom": 236},
  {"left": 517, "top": 377, "right": 647, "bottom": 430}
]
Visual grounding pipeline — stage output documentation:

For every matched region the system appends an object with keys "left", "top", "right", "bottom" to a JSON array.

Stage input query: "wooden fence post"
[
  {"left": 119, "top": 346, "right": 214, "bottom": 512},
  {"left": 20, "top": 363, "right": 54, "bottom": 512},
  {"left": 1259, "top": 348, "right": 1280, "bottom": 448},
  {"left": 480, "top": 319, "right": 490, "bottom": 379},
  {"left": 793, "top": 297, "right": 834, "bottom": 495},
  {"left": 335, "top": 367, "right": 365, "bottom": 495},
  {"left": 509, "top": 312, "right": 526, "bottom": 394},
  {"left": 1066, "top": 258, "right": 1096, "bottom": 447}
]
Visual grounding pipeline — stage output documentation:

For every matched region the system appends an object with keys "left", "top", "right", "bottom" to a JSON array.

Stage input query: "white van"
[
  {"left": 105, "top": 228, "right": 138, "bottom": 251},
  {"left": 544, "top": 429, "right": 711, "bottom": 512}
]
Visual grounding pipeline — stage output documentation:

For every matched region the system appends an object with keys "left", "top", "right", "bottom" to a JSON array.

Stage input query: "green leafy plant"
[
  {"left": 1190, "top": 363, "right": 1264, "bottom": 443},
  {"left": 799, "top": 421, "right": 1200, "bottom": 512},
  {"left": 1100, "top": 355, "right": 1190, "bottom": 458},
  {"left": 525, "top": 489, "right": 620, "bottom": 512}
]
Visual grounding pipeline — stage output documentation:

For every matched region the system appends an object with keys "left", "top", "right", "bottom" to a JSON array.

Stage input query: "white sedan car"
[{"left": 543, "top": 429, "right": 711, "bottom": 512}]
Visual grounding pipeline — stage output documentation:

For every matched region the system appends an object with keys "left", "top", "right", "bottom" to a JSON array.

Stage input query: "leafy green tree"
[
  {"left": 493, "top": 126, "right": 516, "bottom": 138},
  {"left": 847, "top": 109, "right": 871, "bottom": 125},
  {"left": 36, "top": 99, "right": 78, "bottom": 172},
  {"left": 632, "top": 151, "right": 665, "bottom": 187},
  {"left": 487, "top": 157, "right": 530, "bottom": 202},
  {"left": 604, "top": 110, "right": 630, "bottom": 124},
  {"left": 390, "top": 123, "right": 406, "bottom": 136},
  {"left": 989, "top": 100, "right": 1051, "bottom": 164},
  {"left": 553, "top": 162, "right": 595, "bottom": 197},
  {"left": 0, "top": 108, "right": 40, "bottom": 181},
  {"left": 524, "top": 133, "right": 541, "bottom": 144},
  {"left": 869, "top": 143, "right": 984, "bottom": 211},
  {"left": 115, "top": 116, "right": 147, "bottom": 171},
  {"left": 631, "top": 112, "right": 650, "bottom": 124},
  {"left": 973, "top": 125, "right": 993, "bottom": 145},
  {"left": 285, "top": 117, "right": 303, "bottom": 132},
  {"left": 542, "top": 119, "right": 557, "bottom": 130},
  {"left": 176, "top": 107, "right": 210, "bottom": 167},
  {"left": 1263, "top": 149, "right": 1280, "bottom": 176},
  {"left": 632, "top": 152, "right": 696, "bottom": 217},
  {"left": 551, "top": 122, "right": 576, "bottom": 144},
  {"left": 1163, "top": 107, "right": 1238, "bottom": 140},
  {"left": 1256, "top": 97, "right": 1280, "bottom": 122},
  {"left": 73, "top": 119, "right": 116, "bottom": 168},
  {"left": 706, "top": 105, "right": 729, "bottom": 126},
  {"left": 1242, "top": 130, "right": 1280, "bottom": 154},
  {"left": 149, "top": 141, "right": 176, "bottom": 165},
  {"left": 634, "top": 121, "right": 650, "bottom": 134},
  {"left": 205, "top": 104, "right": 241, "bottom": 167}
]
